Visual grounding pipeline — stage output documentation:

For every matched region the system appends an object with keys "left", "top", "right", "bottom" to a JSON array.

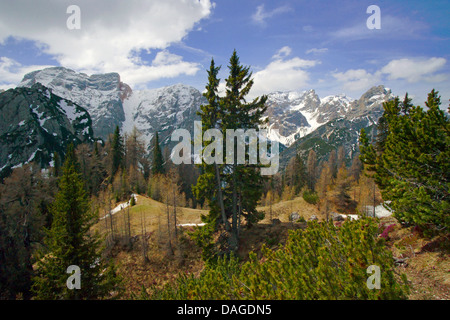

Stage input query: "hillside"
[{"left": 94, "top": 194, "right": 449, "bottom": 300}]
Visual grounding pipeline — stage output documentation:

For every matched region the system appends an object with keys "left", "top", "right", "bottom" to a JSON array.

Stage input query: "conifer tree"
[
  {"left": 306, "top": 149, "right": 317, "bottom": 191},
  {"left": 193, "top": 58, "right": 228, "bottom": 231},
  {"left": 32, "top": 144, "right": 120, "bottom": 299},
  {"left": 152, "top": 132, "right": 165, "bottom": 175},
  {"left": 0, "top": 164, "right": 48, "bottom": 299},
  {"left": 193, "top": 51, "right": 268, "bottom": 257},
  {"left": 360, "top": 90, "right": 449, "bottom": 234},
  {"left": 220, "top": 50, "right": 268, "bottom": 250},
  {"left": 284, "top": 154, "right": 307, "bottom": 194},
  {"left": 111, "top": 126, "right": 124, "bottom": 178}
]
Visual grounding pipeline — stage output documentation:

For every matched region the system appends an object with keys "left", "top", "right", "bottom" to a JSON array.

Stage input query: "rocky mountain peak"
[
  {"left": 0, "top": 83, "right": 94, "bottom": 173},
  {"left": 19, "top": 67, "right": 131, "bottom": 140}
]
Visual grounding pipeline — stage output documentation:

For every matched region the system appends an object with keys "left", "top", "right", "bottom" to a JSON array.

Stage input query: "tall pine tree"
[
  {"left": 193, "top": 51, "right": 268, "bottom": 256},
  {"left": 111, "top": 125, "right": 124, "bottom": 178},
  {"left": 152, "top": 132, "right": 165, "bottom": 175},
  {"left": 32, "top": 144, "right": 120, "bottom": 299}
]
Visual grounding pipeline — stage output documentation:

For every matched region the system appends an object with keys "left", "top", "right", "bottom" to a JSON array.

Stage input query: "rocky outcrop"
[
  {"left": 0, "top": 83, "right": 95, "bottom": 173},
  {"left": 279, "top": 85, "right": 394, "bottom": 168},
  {"left": 19, "top": 67, "right": 129, "bottom": 140}
]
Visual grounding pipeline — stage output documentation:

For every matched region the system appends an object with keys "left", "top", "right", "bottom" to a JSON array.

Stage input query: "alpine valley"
[{"left": 0, "top": 66, "right": 394, "bottom": 174}]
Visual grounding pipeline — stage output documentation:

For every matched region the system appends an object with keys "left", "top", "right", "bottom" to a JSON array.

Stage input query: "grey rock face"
[
  {"left": 122, "top": 83, "right": 206, "bottom": 148},
  {"left": 279, "top": 85, "right": 394, "bottom": 168},
  {"left": 264, "top": 89, "right": 354, "bottom": 146},
  {"left": 19, "top": 67, "right": 130, "bottom": 140},
  {"left": 0, "top": 83, "right": 94, "bottom": 172}
]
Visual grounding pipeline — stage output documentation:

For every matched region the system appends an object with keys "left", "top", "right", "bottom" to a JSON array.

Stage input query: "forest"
[{"left": 0, "top": 52, "right": 448, "bottom": 300}]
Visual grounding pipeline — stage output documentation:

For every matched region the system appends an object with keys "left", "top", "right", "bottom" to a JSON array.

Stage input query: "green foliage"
[
  {"left": 0, "top": 164, "right": 51, "bottom": 299},
  {"left": 360, "top": 90, "right": 449, "bottom": 235},
  {"left": 193, "top": 51, "right": 268, "bottom": 256},
  {"left": 32, "top": 144, "right": 121, "bottom": 299},
  {"left": 111, "top": 126, "right": 124, "bottom": 178},
  {"left": 188, "top": 222, "right": 218, "bottom": 263},
  {"left": 130, "top": 195, "right": 136, "bottom": 207},
  {"left": 151, "top": 132, "right": 165, "bottom": 175},
  {"left": 303, "top": 189, "right": 319, "bottom": 205},
  {"left": 148, "top": 218, "right": 409, "bottom": 300}
]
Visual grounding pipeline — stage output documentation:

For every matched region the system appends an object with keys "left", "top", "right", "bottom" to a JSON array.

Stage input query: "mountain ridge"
[
  {"left": 11, "top": 67, "right": 395, "bottom": 172},
  {"left": 0, "top": 82, "right": 95, "bottom": 175}
]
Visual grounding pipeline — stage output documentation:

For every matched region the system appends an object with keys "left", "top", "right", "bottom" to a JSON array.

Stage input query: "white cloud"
[
  {"left": 122, "top": 51, "right": 200, "bottom": 87},
  {"left": 380, "top": 57, "right": 446, "bottom": 83},
  {"left": 302, "top": 25, "right": 314, "bottom": 32},
  {"left": 332, "top": 69, "right": 381, "bottom": 92},
  {"left": 306, "top": 48, "right": 328, "bottom": 55},
  {"left": 330, "top": 57, "right": 448, "bottom": 99},
  {"left": 0, "top": 57, "right": 55, "bottom": 89},
  {"left": 272, "top": 46, "right": 292, "bottom": 60},
  {"left": 251, "top": 4, "right": 291, "bottom": 26},
  {"left": 250, "top": 47, "right": 318, "bottom": 98},
  {"left": 0, "top": 0, "right": 213, "bottom": 87}
]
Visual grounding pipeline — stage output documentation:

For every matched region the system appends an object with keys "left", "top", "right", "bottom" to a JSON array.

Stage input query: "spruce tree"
[
  {"left": 222, "top": 50, "right": 268, "bottom": 250},
  {"left": 152, "top": 132, "right": 165, "bottom": 175},
  {"left": 32, "top": 144, "right": 120, "bottom": 299},
  {"left": 193, "top": 58, "right": 228, "bottom": 230},
  {"left": 360, "top": 90, "right": 449, "bottom": 234},
  {"left": 193, "top": 51, "right": 268, "bottom": 256},
  {"left": 111, "top": 125, "right": 124, "bottom": 178}
]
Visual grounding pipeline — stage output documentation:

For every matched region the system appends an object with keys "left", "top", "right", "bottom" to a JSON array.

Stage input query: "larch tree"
[{"left": 306, "top": 149, "right": 317, "bottom": 191}]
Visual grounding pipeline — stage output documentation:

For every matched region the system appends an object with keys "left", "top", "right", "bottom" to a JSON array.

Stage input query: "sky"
[{"left": 0, "top": 0, "right": 449, "bottom": 106}]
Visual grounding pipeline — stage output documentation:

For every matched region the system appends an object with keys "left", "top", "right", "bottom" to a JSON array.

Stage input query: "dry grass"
[
  {"left": 93, "top": 194, "right": 206, "bottom": 236},
  {"left": 258, "top": 196, "right": 321, "bottom": 223},
  {"left": 92, "top": 194, "right": 449, "bottom": 300},
  {"left": 380, "top": 217, "right": 450, "bottom": 300}
]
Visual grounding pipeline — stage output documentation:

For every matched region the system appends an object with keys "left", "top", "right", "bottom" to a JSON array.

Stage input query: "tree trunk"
[{"left": 215, "top": 163, "right": 229, "bottom": 231}]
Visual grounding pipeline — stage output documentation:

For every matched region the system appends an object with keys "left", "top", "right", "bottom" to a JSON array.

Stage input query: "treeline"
[
  {"left": 71, "top": 126, "right": 201, "bottom": 208},
  {"left": 0, "top": 123, "right": 199, "bottom": 299},
  {"left": 0, "top": 144, "right": 122, "bottom": 299},
  {"left": 260, "top": 145, "right": 379, "bottom": 219}
]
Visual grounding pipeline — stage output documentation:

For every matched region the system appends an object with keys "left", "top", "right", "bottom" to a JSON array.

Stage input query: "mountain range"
[{"left": 0, "top": 66, "right": 394, "bottom": 173}]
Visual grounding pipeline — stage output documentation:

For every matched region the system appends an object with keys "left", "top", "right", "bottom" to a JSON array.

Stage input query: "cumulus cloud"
[
  {"left": 332, "top": 69, "right": 381, "bottom": 92},
  {"left": 0, "top": 57, "right": 54, "bottom": 90},
  {"left": 0, "top": 0, "right": 213, "bottom": 87},
  {"left": 331, "top": 57, "right": 447, "bottom": 95},
  {"left": 380, "top": 57, "right": 446, "bottom": 83},
  {"left": 272, "top": 46, "right": 292, "bottom": 59},
  {"left": 250, "top": 47, "right": 318, "bottom": 98}
]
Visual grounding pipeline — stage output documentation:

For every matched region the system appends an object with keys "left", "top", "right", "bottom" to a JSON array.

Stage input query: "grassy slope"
[{"left": 93, "top": 194, "right": 449, "bottom": 300}]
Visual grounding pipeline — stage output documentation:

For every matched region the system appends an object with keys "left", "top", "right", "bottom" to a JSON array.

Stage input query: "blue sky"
[{"left": 0, "top": 0, "right": 449, "bottom": 105}]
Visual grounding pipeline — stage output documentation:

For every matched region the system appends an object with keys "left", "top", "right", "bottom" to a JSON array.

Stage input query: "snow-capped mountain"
[
  {"left": 264, "top": 89, "right": 356, "bottom": 146},
  {"left": 278, "top": 85, "right": 394, "bottom": 168},
  {"left": 19, "top": 67, "right": 131, "bottom": 140},
  {"left": 0, "top": 83, "right": 95, "bottom": 173},
  {"left": 122, "top": 83, "right": 206, "bottom": 148},
  {"left": 11, "top": 67, "right": 395, "bottom": 173},
  {"left": 18, "top": 67, "right": 205, "bottom": 149}
]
